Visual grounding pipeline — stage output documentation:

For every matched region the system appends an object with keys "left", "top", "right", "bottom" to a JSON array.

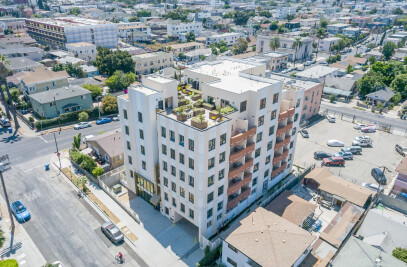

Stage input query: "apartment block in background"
[
  {"left": 118, "top": 58, "right": 304, "bottom": 241},
  {"left": 25, "top": 17, "right": 118, "bottom": 49},
  {"left": 66, "top": 42, "right": 97, "bottom": 62},
  {"left": 132, "top": 51, "right": 174, "bottom": 75}
]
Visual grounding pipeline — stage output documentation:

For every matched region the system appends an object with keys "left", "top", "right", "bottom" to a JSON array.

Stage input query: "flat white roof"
[
  {"left": 147, "top": 75, "right": 174, "bottom": 84},
  {"left": 67, "top": 42, "right": 95, "bottom": 47},
  {"left": 132, "top": 84, "right": 159, "bottom": 96},
  {"left": 296, "top": 65, "right": 339, "bottom": 79},
  {"left": 269, "top": 74, "right": 320, "bottom": 90},
  {"left": 208, "top": 75, "right": 274, "bottom": 94},
  {"left": 27, "top": 17, "right": 114, "bottom": 27},
  {"left": 188, "top": 59, "right": 258, "bottom": 78}
]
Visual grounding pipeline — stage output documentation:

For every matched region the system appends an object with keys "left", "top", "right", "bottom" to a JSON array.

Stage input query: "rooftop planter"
[
  {"left": 192, "top": 107, "right": 204, "bottom": 116},
  {"left": 191, "top": 92, "right": 202, "bottom": 101},
  {"left": 194, "top": 99, "right": 204, "bottom": 107},
  {"left": 191, "top": 114, "right": 208, "bottom": 129},
  {"left": 179, "top": 99, "right": 189, "bottom": 106},
  {"left": 202, "top": 102, "right": 214, "bottom": 110},
  {"left": 209, "top": 110, "right": 219, "bottom": 119},
  {"left": 174, "top": 106, "right": 188, "bottom": 121}
]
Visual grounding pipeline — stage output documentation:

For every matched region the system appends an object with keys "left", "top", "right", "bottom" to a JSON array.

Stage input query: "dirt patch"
[
  {"left": 120, "top": 225, "right": 138, "bottom": 242},
  {"left": 61, "top": 167, "right": 77, "bottom": 184},
  {"left": 87, "top": 192, "right": 120, "bottom": 224}
]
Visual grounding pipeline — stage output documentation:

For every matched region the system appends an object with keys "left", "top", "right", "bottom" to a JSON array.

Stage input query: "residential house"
[
  {"left": 86, "top": 130, "right": 124, "bottom": 169},
  {"left": 365, "top": 87, "right": 394, "bottom": 106},
  {"left": 351, "top": 16, "right": 372, "bottom": 28},
  {"left": 299, "top": 18, "right": 321, "bottom": 28},
  {"left": 132, "top": 51, "right": 173, "bottom": 75},
  {"left": 0, "top": 46, "right": 43, "bottom": 61},
  {"left": 166, "top": 42, "right": 204, "bottom": 55},
  {"left": 392, "top": 156, "right": 407, "bottom": 195},
  {"left": 295, "top": 65, "right": 340, "bottom": 83},
  {"left": 80, "top": 65, "right": 99, "bottom": 78},
  {"left": 206, "top": 32, "right": 244, "bottom": 46},
  {"left": 117, "top": 23, "right": 151, "bottom": 42},
  {"left": 323, "top": 76, "right": 357, "bottom": 100},
  {"left": 66, "top": 42, "right": 97, "bottom": 62},
  {"left": 262, "top": 51, "right": 290, "bottom": 71},
  {"left": 318, "top": 37, "right": 341, "bottom": 52},
  {"left": 7, "top": 57, "right": 42, "bottom": 73},
  {"left": 326, "top": 24, "right": 351, "bottom": 34},
  {"left": 275, "top": 6, "right": 296, "bottom": 19},
  {"left": 342, "top": 27, "right": 362, "bottom": 37},
  {"left": 184, "top": 48, "right": 212, "bottom": 65},
  {"left": 29, "top": 85, "right": 93, "bottom": 118},
  {"left": 166, "top": 19, "right": 202, "bottom": 41},
  {"left": 220, "top": 206, "right": 316, "bottom": 267},
  {"left": 17, "top": 67, "right": 70, "bottom": 95},
  {"left": 366, "top": 50, "right": 383, "bottom": 61},
  {"left": 0, "top": 18, "right": 26, "bottom": 34}
]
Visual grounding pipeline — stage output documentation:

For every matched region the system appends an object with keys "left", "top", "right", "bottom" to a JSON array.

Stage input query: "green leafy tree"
[
  {"left": 68, "top": 7, "right": 81, "bottom": 15},
  {"left": 368, "top": 56, "right": 377, "bottom": 65},
  {"left": 367, "top": 43, "right": 376, "bottom": 50},
  {"left": 320, "top": 19, "right": 328, "bottom": 28},
  {"left": 93, "top": 47, "right": 134, "bottom": 76},
  {"left": 92, "top": 167, "right": 104, "bottom": 177},
  {"left": 393, "top": 247, "right": 407, "bottom": 263},
  {"left": 128, "top": 16, "right": 140, "bottom": 22},
  {"left": 368, "top": 8, "right": 377, "bottom": 14},
  {"left": 380, "top": 31, "right": 386, "bottom": 46},
  {"left": 78, "top": 111, "right": 89, "bottom": 122},
  {"left": 393, "top": 8, "right": 404, "bottom": 15},
  {"left": 165, "top": 11, "right": 181, "bottom": 20},
  {"left": 82, "top": 84, "right": 102, "bottom": 99},
  {"left": 73, "top": 133, "right": 81, "bottom": 150},
  {"left": 137, "top": 10, "right": 151, "bottom": 17},
  {"left": 76, "top": 176, "right": 88, "bottom": 190},
  {"left": 269, "top": 36, "right": 280, "bottom": 51},
  {"left": 292, "top": 37, "right": 303, "bottom": 65},
  {"left": 233, "top": 11, "right": 250, "bottom": 25},
  {"left": 346, "top": 64, "right": 354, "bottom": 74},
  {"left": 382, "top": 41, "right": 397, "bottom": 60},
  {"left": 232, "top": 38, "right": 248, "bottom": 55},
  {"left": 404, "top": 56, "right": 407, "bottom": 65},
  {"left": 105, "top": 71, "right": 136, "bottom": 92},
  {"left": 259, "top": 10, "right": 272, "bottom": 18},
  {"left": 185, "top": 31, "right": 195, "bottom": 42},
  {"left": 358, "top": 71, "right": 385, "bottom": 96},
  {"left": 269, "top": 21, "right": 278, "bottom": 31},
  {"left": 102, "top": 95, "right": 118, "bottom": 114},
  {"left": 0, "top": 228, "right": 5, "bottom": 248},
  {"left": 286, "top": 14, "right": 295, "bottom": 21},
  {"left": 391, "top": 74, "right": 407, "bottom": 97},
  {"left": 371, "top": 61, "right": 405, "bottom": 86}
]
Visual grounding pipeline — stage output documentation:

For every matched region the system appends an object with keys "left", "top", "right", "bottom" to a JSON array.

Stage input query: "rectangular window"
[
  {"left": 253, "top": 162, "right": 259, "bottom": 172},
  {"left": 171, "top": 166, "right": 176, "bottom": 176},
  {"left": 139, "top": 129, "right": 144, "bottom": 139},
  {"left": 142, "top": 161, "right": 146, "bottom": 170},
  {"left": 208, "top": 138, "right": 216, "bottom": 151},
  {"left": 207, "top": 208, "right": 213, "bottom": 219},
  {"left": 294, "top": 113, "right": 299, "bottom": 122},
  {"left": 255, "top": 148, "right": 261, "bottom": 158},
  {"left": 127, "top": 141, "right": 131, "bottom": 150},
  {"left": 258, "top": 115, "right": 264, "bottom": 126},
  {"left": 228, "top": 244, "right": 238, "bottom": 253},
  {"left": 240, "top": 100, "right": 247, "bottom": 112},
  {"left": 219, "top": 169, "right": 225, "bottom": 180},
  {"left": 172, "top": 197, "right": 176, "bottom": 207},
  {"left": 217, "top": 214, "right": 222, "bottom": 220},
  {"left": 171, "top": 182, "right": 176, "bottom": 192},
  {"left": 170, "top": 149, "right": 175, "bottom": 159},
  {"left": 290, "top": 141, "right": 294, "bottom": 149},
  {"left": 271, "top": 110, "right": 277, "bottom": 120},
  {"left": 292, "top": 127, "right": 297, "bottom": 135},
  {"left": 163, "top": 161, "right": 167, "bottom": 171},
  {"left": 125, "top": 126, "right": 129, "bottom": 135},
  {"left": 164, "top": 192, "right": 168, "bottom": 201},
  {"left": 180, "top": 187, "right": 185, "bottom": 197},
  {"left": 189, "top": 176, "right": 194, "bottom": 187},
  {"left": 161, "top": 126, "right": 166, "bottom": 138},
  {"left": 189, "top": 158, "right": 194, "bottom": 169},
  {"left": 179, "top": 134, "right": 184, "bottom": 146},
  {"left": 189, "top": 192, "right": 194, "bottom": 203},
  {"left": 269, "top": 126, "right": 275, "bottom": 136},
  {"left": 123, "top": 109, "right": 128, "bottom": 119},
  {"left": 179, "top": 153, "right": 185, "bottom": 164},
  {"left": 189, "top": 139, "right": 194, "bottom": 151},
  {"left": 218, "top": 185, "right": 224, "bottom": 196},
  {"left": 218, "top": 201, "right": 223, "bottom": 211},
  {"left": 265, "top": 155, "right": 270, "bottom": 164},
  {"left": 264, "top": 169, "right": 269, "bottom": 179},
  {"left": 141, "top": 145, "right": 145, "bottom": 155},
  {"left": 180, "top": 203, "right": 185, "bottom": 213},
  {"left": 207, "top": 192, "right": 214, "bottom": 203},
  {"left": 219, "top": 152, "right": 225, "bottom": 163},
  {"left": 208, "top": 175, "right": 214, "bottom": 186},
  {"left": 165, "top": 207, "right": 169, "bottom": 215},
  {"left": 138, "top": 112, "right": 143, "bottom": 122},
  {"left": 189, "top": 209, "right": 194, "bottom": 219},
  {"left": 273, "top": 93, "right": 279, "bottom": 104},
  {"left": 267, "top": 141, "right": 273, "bottom": 151},
  {"left": 128, "top": 156, "right": 132, "bottom": 164},
  {"left": 252, "top": 177, "right": 257, "bottom": 186},
  {"left": 256, "top": 132, "right": 263, "bottom": 143},
  {"left": 170, "top": 130, "right": 175, "bottom": 142},
  {"left": 260, "top": 98, "right": 266, "bottom": 109},
  {"left": 162, "top": 144, "right": 167, "bottom": 155},
  {"left": 164, "top": 177, "right": 168, "bottom": 187},
  {"left": 208, "top": 157, "right": 215, "bottom": 169},
  {"left": 220, "top": 133, "right": 226, "bottom": 145},
  {"left": 179, "top": 170, "right": 185, "bottom": 181}
]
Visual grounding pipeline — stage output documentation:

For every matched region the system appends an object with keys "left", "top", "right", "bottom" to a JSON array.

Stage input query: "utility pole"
[
  {"left": 53, "top": 96, "right": 60, "bottom": 126},
  {"left": 53, "top": 132, "right": 62, "bottom": 173},
  {"left": 0, "top": 155, "right": 14, "bottom": 230}
]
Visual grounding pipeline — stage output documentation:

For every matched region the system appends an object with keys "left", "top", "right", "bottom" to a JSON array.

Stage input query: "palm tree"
[
  {"left": 30, "top": 4, "right": 35, "bottom": 15},
  {"left": 269, "top": 37, "right": 280, "bottom": 52},
  {"left": 0, "top": 55, "right": 19, "bottom": 131},
  {"left": 292, "top": 37, "right": 303, "bottom": 66},
  {"left": 315, "top": 28, "right": 326, "bottom": 60}
]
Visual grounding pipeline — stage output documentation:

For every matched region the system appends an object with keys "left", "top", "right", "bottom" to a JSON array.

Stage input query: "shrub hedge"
[{"left": 34, "top": 107, "right": 100, "bottom": 130}]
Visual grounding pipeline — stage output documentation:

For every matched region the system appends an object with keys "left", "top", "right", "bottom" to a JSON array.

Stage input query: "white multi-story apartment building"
[
  {"left": 66, "top": 42, "right": 97, "bottom": 61},
  {"left": 256, "top": 34, "right": 313, "bottom": 62},
  {"left": 25, "top": 17, "right": 118, "bottom": 49},
  {"left": 118, "top": 58, "right": 304, "bottom": 241},
  {"left": 117, "top": 23, "right": 151, "bottom": 42},
  {"left": 318, "top": 37, "right": 340, "bottom": 52},
  {"left": 274, "top": 6, "right": 296, "bottom": 19},
  {"left": 167, "top": 19, "right": 203, "bottom": 41},
  {"left": 132, "top": 51, "right": 174, "bottom": 75},
  {"left": 206, "top": 32, "right": 244, "bottom": 46}
]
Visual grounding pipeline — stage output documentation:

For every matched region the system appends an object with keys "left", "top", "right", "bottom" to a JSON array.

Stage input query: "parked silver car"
[
  {"left": 101, "top": 222, "right": 124, "bottom": 243},
  {"left": 74, "top": 122, "right": 92, "bottom": 130}
]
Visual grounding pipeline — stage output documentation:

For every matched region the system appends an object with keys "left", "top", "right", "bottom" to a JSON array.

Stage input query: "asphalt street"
[
  {"left": 0, "top": 121, "right": 120, "bottom": 165},
  {"left": 0, "top": 154, "right": 143, "bottom": 266}
]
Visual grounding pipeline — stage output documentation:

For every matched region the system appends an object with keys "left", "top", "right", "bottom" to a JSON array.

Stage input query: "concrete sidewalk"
[
  {"left": 54, "top": 153, "right": 203, "bottom": 267},
  {"left": 0, "top": 196, "right": 46, "bottom": 267}
]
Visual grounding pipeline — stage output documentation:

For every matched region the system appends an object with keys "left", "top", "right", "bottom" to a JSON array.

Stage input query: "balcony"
[
  {"left": 229, "top": 143, "right": 255, "bottom": 163},
  {"left": 272, "top": 149, "right": 289, "bottom": 164},
  {"left": 228, "top": 159, "right": 254, "bottom": 179},
  {"left": 274, "top": 136, "right": 291, "bottom": 151},
  {"left": 271, "top": 163, "right": 287, "bottom": 178},
  {"left": 278, "top": 107, "right": 295, "bottom": 121},
  {"left": 230, "top": 127, "right": 257, "bottom": 146},
  {"left": 227, "top": 173, "right": 252, "bottom": 196},
  {"left": 276, "top": 122, "right": 293, "bottom": 136},
  {"left": 227, "top": 188, "right": 251, "bottom": 210}
]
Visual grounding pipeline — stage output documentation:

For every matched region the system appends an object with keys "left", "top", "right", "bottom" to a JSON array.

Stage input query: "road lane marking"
[
  {"left": 23, "top": 189, "right": 41, "bottom": 202},
  {"left": 23, "top": 165, "right": 43, "bottom": 172},
  {"left": 17, "top": 253, "right": 26, "bottom": 259},
  {"left": 39, "top": 136, "right": 48, "bottom": 143}
]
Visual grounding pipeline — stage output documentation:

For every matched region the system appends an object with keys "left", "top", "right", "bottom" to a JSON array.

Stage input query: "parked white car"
[
  {"left": 83, "top": 135, "right": 95, "bottom": 143},
  {"left": 74, "top": 122, "right": 92, "bottom": 130},
  {"left": 361, "top": 183, "right": 383, "bottom": 193},
  {"left": 361, "top": 125, "right": 376, "bottom": 133},
  {"left": 326, "top": 115, "right": 336, "bottom": 123},
  {"left": 352, "top": 136, "right": 373, "bottom": 147},
  {"left": 327, "top": 139, "right": 344, "bottom": 147},
  {"left": 353, "top": 123, "right": 369, "bottom": 130}
]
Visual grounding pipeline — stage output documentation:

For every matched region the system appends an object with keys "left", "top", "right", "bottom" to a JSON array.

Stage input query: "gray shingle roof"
[
  {"left": 325, "top": 76, "right": 356, "bottom": 92},
  {"left": 366, "top": 87, "right": 394, "bottom": 102},
  {"left": 28, "top": 85, "right": 91, "bottom": 104},
  {"left": 7, "top": 57, "right": 42, "bottom": 71}
]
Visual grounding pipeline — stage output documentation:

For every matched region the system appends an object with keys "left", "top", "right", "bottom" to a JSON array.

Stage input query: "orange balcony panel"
[
  {"left": 278, "top": 107, "right": 295, "bottom": 122},
  {"left": 227, "top": 173, "right": 253, "bottom": 196},
  {"left": 271, "top": 163, "right": 287, "bottom": 178},
  {"left": 229, "top": 143, "right": 255, "bottom": 163},
  {"left": 274, "top": 137, "right": 291, "bottom": 151},
  {"left": 276, "top": 122, "right": 293, "bottom": 136},
  {"left": 230, "top": 127, "right": 257, "bottom": 146},
  {"left": 272, "top": 149, "right": 289, "bottom": 164},
  {"left": 227, "top": 188, "right": 251, "bottom": 210},
  {"left": 228, "top": 159, "right": 254, "bottom": 180}
]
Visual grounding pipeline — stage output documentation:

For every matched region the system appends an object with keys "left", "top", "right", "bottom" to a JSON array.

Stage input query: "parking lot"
[{"left": 294, "top": 119, "right": 405, "bottom": 191}]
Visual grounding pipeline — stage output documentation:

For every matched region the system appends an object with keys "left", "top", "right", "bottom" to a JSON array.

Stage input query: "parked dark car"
[
  {"left": 371, "top": 168, "right": 387, "bottom": 185},
  {"left": 96, "top": 117, "right": 112, "bottom": 125},
  {"left": 321, "top": 157, "right": 345, "bottom": 167},
  {"left": 314, "top": 151, "right": 332, "bottom": 159}
]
